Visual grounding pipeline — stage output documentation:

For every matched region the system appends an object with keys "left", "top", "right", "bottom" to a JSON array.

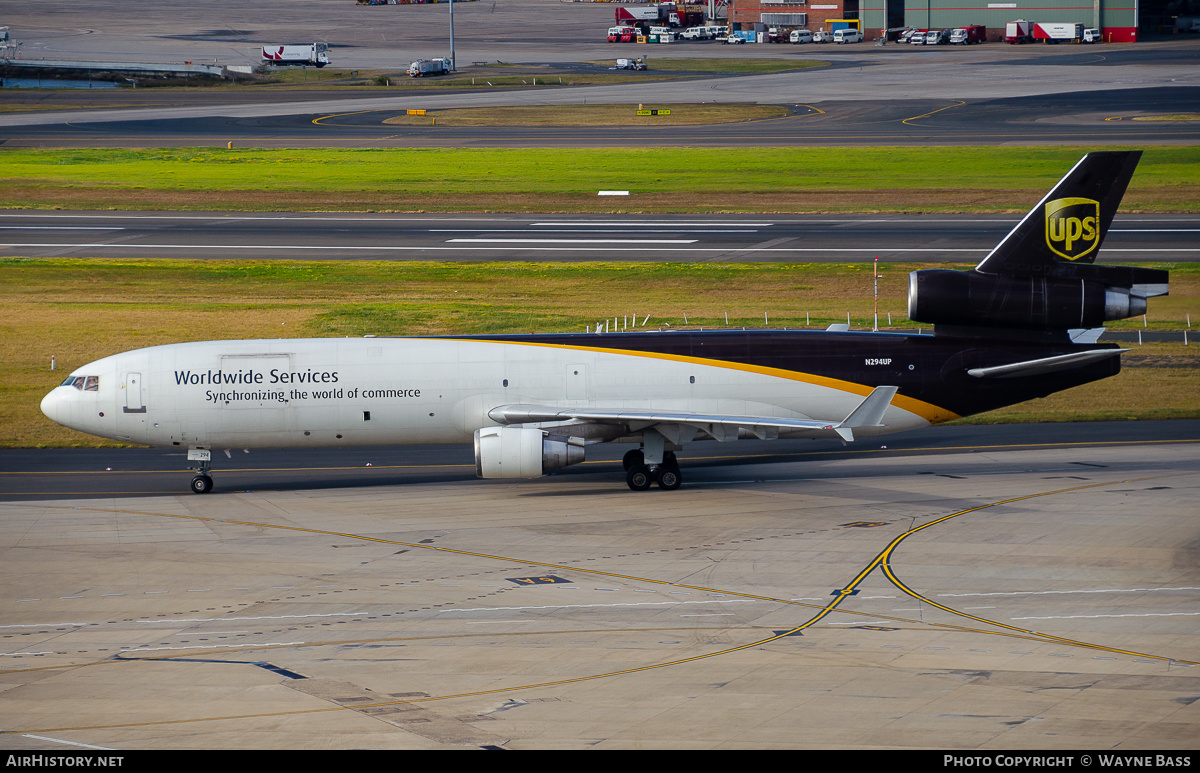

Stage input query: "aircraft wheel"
[
  {"left": 190, "top": 475, "right": 213, "bottom": 494},
  {"left": 626, "top": 465, "right": 653, "bottom": 491},
  {"left": 623, "top": 449, "right": 644, "bottom": 471},
  {"left": 656, "top": 465, "right": 682, "bottom": 490}
]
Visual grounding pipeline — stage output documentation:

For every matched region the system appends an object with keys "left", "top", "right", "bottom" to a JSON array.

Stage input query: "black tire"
[
  {"left": 626, "top": 465, "right": 652, "bottom": 491},
  {"left": 656, "top": 465, "right": 682, "bottom": 490},
  {"left": 190, "top": 475, "right": 213, "bottom": 494},
  {"left": 623, "top": 449, "right": 645, "bottom": 471}
]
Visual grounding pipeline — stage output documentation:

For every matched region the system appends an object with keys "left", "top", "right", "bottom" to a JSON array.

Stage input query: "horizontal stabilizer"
[{"left": 966, "top": 349, "right": 1124, "bottom": 379}]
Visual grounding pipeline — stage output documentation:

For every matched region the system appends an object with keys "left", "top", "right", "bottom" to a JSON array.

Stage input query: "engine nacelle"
[
  {"left": 474, "top": 426, "right": 586, "bottom": 479},
  {"left": 908, "top": 269, "right": 1146, "bottom": 331}
]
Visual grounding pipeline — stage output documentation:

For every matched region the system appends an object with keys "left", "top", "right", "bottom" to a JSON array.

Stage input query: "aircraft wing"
[{"left": 489, "top": 386, "right": 899, "bottom": 443}]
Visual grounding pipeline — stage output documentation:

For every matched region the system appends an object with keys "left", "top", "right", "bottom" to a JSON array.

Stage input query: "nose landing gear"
[
  {"left": 188, "top": 448, "right": 214, "bottom": 494},
  {"left": 190, "top": 473, "right": 214, "bottom": 494}
]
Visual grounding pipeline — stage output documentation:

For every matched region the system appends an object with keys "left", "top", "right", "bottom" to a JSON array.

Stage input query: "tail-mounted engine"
[
  {"left": 474, "top": 426, "right": 585, "bottom": 479},
  {"left": 906, "top": 150, "right": 1168, "bottom": 337},
  {"left": 907, "top": 268, "right": 1161, "bottom": 331}
]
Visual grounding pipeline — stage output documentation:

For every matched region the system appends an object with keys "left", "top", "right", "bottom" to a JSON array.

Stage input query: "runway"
[
  {"left": 2, "top": 211, "right": 1197, "bottom": 262},
  {"left": 0, "top": 421, "right": 1196, "bottom": 749}
]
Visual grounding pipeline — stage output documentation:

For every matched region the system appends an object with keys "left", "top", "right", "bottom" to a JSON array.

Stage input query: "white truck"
[
  {"left": 408, "top": 57, "right": 452, "bottom": 77},
  {"left": 261, "top": 43, "right": 329, "bottom": 67},
  {"left": 1034, "top": 22, "right": 1083, "bottom": 43}
]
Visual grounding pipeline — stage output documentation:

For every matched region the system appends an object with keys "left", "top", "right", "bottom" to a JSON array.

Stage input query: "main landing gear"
[{"left": 623, "top": 449, "right": 682, "bottom": 492}]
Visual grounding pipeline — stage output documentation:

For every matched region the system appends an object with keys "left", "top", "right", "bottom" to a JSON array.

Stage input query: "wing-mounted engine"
[
  {"left": 474, "top": 426, "right": 586, "bottom": 479},
  {"left": 906, "top": 151, "right": 1169, "bottom": 339}
]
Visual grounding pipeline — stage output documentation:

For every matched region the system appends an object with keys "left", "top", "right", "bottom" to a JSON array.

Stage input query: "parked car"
[
  {"left": 833, "top": 28, "right": 863, "bottom": 43},
  {"left": 790, "top": 29, "right": 813, "bottom": 43},
  {"left": 812, "top": 30, "right": 834, "bottom": 43},
  {"left": 721, "top": 34, "right": 746, "bottom": 44}
]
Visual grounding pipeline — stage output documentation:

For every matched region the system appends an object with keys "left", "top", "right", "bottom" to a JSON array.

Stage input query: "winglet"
[{"left": 833, "top": 386, "right": 899, "bottom": 442}]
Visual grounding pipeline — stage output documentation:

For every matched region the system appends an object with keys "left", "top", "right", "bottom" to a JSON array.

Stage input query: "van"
[
  {"left": 833, "top": 28, "right": 863, "bottom": 43},
  {"left": 790, "top": 29, "right": 813, "bottom": 43},
  {"left": 812, "top": 30, "right": 834, "bottom": 43}
]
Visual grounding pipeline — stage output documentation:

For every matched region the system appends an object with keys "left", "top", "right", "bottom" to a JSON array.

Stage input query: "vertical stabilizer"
[{"left": 975, "top": 151, "right": 1142, "bottom": 277}]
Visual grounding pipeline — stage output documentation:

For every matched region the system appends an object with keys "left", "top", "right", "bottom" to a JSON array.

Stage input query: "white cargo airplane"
[{"left": 41, "top": 151, "right": 1168, "bottom": 494}]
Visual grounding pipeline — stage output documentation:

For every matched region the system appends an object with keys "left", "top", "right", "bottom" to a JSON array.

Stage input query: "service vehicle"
[
  {"left": 834, "top": 28, "right": 864, "bottom": 43},
  {"left": 721, "top": 33, "right": 747, "bottom": 44},
  {"left": 1005, "top": 19, "right": 1035, "bottom": 43},
  {"left": 812, "top": 30, "right": 834, "bottom": 42},
  {"left": 924, "top": 29, "right": 949, "bottom": 44},
  {"left": 407, "top": 57, "right": 451, "bottom": 77},
  {"left": 616, "top": 57, "right": 647, "bottom": 70},
  {"left": 680, "top": 26, "right": 714, "bottom": 40},
  {"left": 1083, "top": 27, "right": 1101, "bottom": 42},
  {"left": 949, "top": 24, "right": 986, "bottom": 44},
  {"left": 908, "top": 31, "right": 928, "bottom": 44},
  {"left": 261, "top": 43, "right": 329, "bottom": 67},
  {"left": 790, "top": 29, "right": 813, "bottom": 43},
  {"left": 608, "top": 26, "right": 637, "bottom": 42},
  {"left": 1034, "top": 22, "right": 1084, "bottom": 43}
]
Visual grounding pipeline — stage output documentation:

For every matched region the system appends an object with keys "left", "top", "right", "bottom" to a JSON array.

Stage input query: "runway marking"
[
  {"left": 311, "top": 110, "right": 375, "bottom": 126},
  {"left": 433, "top": 229, "right": 759, "bottom": 234},
  {"left": 443, "top": 238, "right": 700, "bottom": 244},
  {"left": 441, "top": 599, "right": 753, "bottom": 613},
  {"left": 940, "top": 586, "right": 1200, "bottom": 598},
  {"left": 530, "top": 221, "right": 775, "bottom": 227},
  {"left": 901, "top": 100, "right": 967, "bottom": 125},
  {"left": 1013, "top": 612, "right": 1200, "bottom": 621},
  {"left": 5, "top": 242, "right": 1198, "bottom": 255}
]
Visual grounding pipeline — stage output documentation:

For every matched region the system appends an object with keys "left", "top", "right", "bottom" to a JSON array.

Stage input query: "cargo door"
[{"left": 124, "top": 372, "right": 145, "bottom": 413}]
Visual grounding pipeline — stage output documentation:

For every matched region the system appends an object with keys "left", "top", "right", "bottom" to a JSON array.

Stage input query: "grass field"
[
  {"left": 3, "top": 146, "right": 1198, "bottom": 213},
  {"left": 3, "top": 258, "right": 1197, "bottom": 447}
]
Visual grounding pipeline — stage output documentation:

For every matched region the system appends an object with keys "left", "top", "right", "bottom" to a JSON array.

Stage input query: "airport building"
[{"left": 730, "top": 0, "right": 1142, "bottom": 41}]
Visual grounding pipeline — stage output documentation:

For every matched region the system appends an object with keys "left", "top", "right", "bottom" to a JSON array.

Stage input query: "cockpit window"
[{"left": 60, "top": 376, "right": 99, "bottom": 391}]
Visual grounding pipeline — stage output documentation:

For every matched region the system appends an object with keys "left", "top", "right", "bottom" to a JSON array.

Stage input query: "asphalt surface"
[
  {"left": 4, "top": 419, "right": 1197, "bottom": 500},
  {"left": 2, "top": 211, "right": 1197, "bottom": 262},
  {"left": 3, "top": 87, "right": 1197, "bottom": 148}
]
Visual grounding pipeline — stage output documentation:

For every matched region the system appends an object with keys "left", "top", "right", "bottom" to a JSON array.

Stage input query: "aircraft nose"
[{"left": 41, "top": 387, "right": 65, "bottom": 426}]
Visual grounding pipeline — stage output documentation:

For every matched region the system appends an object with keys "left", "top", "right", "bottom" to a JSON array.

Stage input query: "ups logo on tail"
[{"left": 1045, "top": 197, "right": 1100, "bottom": 260}]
